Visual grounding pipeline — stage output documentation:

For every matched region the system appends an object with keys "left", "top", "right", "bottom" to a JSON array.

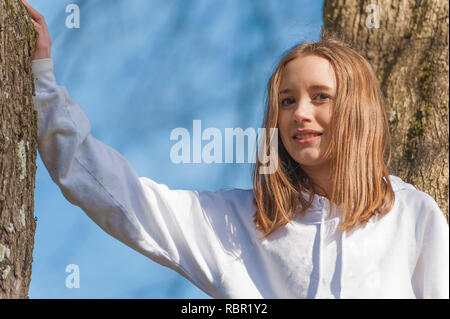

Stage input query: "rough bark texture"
[
  {"left": 322, "top": 0, "right": 449, "bottom": 220},
  {"left": 0, "top": 0, "right": 38, "bottom": 298}
]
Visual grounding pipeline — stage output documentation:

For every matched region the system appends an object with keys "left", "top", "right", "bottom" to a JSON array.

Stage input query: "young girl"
[{"left": 24, "top": 1, "right": 448, "bottom": 299}]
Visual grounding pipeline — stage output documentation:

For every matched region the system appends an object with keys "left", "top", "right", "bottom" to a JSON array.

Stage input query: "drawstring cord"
[
  {"left": 319, "top": 203, "right": 325, "bottom": 297},
  {"left": 340, "top": 228, "right": 346, "bottom": 298}
]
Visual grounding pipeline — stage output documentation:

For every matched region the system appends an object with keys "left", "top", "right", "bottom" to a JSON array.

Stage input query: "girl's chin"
[{"left": 290, "top": 152, "right": 322, "bottom": 163}]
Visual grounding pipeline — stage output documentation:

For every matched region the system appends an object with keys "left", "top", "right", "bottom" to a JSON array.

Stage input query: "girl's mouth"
[{"left": 292, "top": 133, "right": 322, "bottom": 144}]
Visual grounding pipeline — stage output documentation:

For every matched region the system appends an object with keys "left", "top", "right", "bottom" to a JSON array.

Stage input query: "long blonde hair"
[{"left": 252, "top": 38, "right": 395, "bottom": 237}]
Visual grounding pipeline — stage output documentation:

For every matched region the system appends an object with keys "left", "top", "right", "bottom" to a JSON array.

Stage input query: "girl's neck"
[{"left": 301, "top": 165, "right": 333, "bottom": 199}]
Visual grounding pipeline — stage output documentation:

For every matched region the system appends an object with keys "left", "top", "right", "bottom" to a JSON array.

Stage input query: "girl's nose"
[{"left": 293, "top": 101, "right": 313, "bottom": 123}]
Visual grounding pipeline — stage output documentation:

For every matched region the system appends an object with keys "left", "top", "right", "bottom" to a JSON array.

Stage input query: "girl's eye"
[
  {"left": 313, "top": 93, "right": 331, "bottom": 101},
  {"left": 281, "top": 97, "right": 295, "bottom": 106}
]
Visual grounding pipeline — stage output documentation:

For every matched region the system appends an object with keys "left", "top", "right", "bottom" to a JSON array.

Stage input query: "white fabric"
[{"left": 32, "top": 58, "right": 449, "bottom": 299}]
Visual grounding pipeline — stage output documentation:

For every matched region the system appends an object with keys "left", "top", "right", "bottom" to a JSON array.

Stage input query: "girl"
[{"left": 24, "top": 1, "right": 448, "bottom": 298}]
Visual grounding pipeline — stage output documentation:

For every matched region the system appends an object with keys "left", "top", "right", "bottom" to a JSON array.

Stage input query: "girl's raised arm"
[{"left": 23, "top": 1, "right": 245, "bottom": 298}]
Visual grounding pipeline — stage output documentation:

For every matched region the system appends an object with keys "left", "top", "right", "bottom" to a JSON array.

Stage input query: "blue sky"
[{"left": 28, "top": 0, "right": 324, "bottom": 298}]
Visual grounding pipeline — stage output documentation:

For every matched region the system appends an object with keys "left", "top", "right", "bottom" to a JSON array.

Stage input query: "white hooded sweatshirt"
[{"left": 32, "top": 58, "right": 449, "bottom": 299}]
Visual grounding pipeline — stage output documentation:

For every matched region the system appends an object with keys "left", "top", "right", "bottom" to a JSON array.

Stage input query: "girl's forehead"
[{"left": 280, "top": 56, "right": 336, "bottom": 89}]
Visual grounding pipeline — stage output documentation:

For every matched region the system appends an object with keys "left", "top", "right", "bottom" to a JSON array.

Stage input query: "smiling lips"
[{"left": 292, "top": 129, "right": 323, "bottom": 144}]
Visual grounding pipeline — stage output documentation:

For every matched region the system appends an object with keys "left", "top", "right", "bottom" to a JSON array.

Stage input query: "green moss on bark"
[{"left": 405, "top": 51, "right": 436, "bottom": 160}]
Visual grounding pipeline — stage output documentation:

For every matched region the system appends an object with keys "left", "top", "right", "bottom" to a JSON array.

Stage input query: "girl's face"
[{"left": 277, "top": 55, "right": 336, "bottom": 170}]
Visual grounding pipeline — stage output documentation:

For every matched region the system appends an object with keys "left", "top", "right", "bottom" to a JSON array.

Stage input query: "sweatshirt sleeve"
[
  {"left": 411, "top": 192, "right": 449, "bottom": 299},
  {"left": 32, "top": 58, "right": 230, "bottom": 298}
]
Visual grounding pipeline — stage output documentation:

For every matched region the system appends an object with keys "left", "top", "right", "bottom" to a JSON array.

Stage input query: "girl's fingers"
[
  {"left": 31, "top": 19, "right": 39, "bottom": 29},
  {"left": 21, "top": 0, "right": 52, "bottom": 60},
  {"left": 21, "top": 0, "right": 44, "bottom": 23}
]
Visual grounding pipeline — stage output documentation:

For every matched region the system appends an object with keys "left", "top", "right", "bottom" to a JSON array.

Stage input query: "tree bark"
[
  {"left": 322, "top": 0, "right": 449, "bottom": 220},
  {"left": 0, "top": 0, "right": 38, "bottom": 298}
]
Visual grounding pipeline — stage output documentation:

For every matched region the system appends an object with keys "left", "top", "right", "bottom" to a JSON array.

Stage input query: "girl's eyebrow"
[
  {"left": 309, "top": 84, "right": 334, "bottom": 91},
  {"left": 279, "top": 85, "right": 334, "bottom": 95},
  {"left": 279, "top": 88, "right": 292, "bottom": 95}
]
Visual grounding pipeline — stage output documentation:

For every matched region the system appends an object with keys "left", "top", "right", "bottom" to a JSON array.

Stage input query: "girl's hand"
[{"left": 22, "top": 0, "right": 52, "bottom": 60}]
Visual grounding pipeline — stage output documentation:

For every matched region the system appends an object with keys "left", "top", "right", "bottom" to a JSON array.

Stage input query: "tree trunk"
[
  {"left": 322, "top": 0, "right": 449, "bottom": 220},
  {"left": 0, "top": 0, "right": 38, "bottom": 298}
]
